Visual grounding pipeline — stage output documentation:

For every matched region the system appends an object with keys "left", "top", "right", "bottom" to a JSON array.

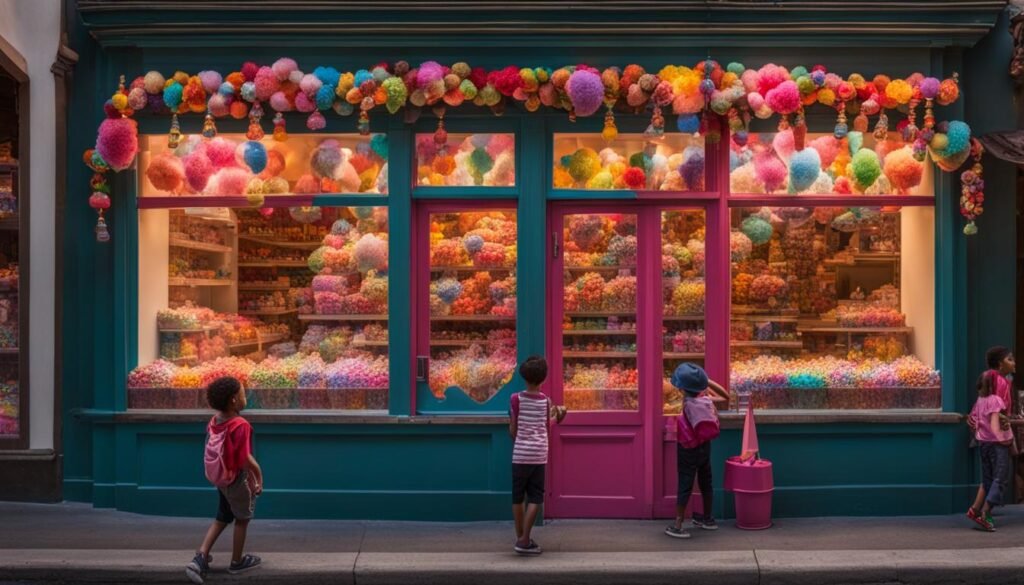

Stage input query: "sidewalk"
[{"left": 1, "top": 502, "right": 1023, "bottom": 584}]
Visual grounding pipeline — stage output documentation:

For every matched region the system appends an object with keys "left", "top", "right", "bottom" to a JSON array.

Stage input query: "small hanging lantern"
[
  {"left": 201, "top": 108, "right": 218, "bottom": 139},
  {"left": 357, "top": 110, "right": 370, "bottom": 135},
  {"left": 272, "top": 112, "right": 287, "bottom": 141},
  {"left": 873, "top": 110, "right": 889, "bottom": 141},
  {"left": 792, "top": 109, "right": 807, "bottom": 151},
  {"left": 246, "top": 101, "right": 265, "bottom": 141},
  {"left": 601, "top": 106, "right": 618, "bottom": 143},
  {"left": 902, "top": 90, "right": 921, "bottom": 143},
  {"left": 833, "top": 101, "right": 848, "bottom": 139},
  {"left": 960, "top": 138, "right": 985, "bottom": 235},
  {"left": 167, "top": 113, "right": 181, "bottom": 150},
  {"left": 433, "top": 105, "right": 448, "bottom": 154}
]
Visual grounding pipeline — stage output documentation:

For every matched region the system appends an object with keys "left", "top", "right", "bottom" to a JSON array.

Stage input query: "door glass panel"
[
  {"left": 428, "top": 210, "right": 518, "bottom": 403},
  {"left": 661, "top": 210, "right": 706, "bottom": 415},
  {"left": 562, "top": 213, "right": 639, "bottom": 412}
]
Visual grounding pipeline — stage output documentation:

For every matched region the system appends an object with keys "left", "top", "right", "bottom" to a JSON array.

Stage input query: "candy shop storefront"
[{"left": 63, "top": 2, "right": 1017, "bottom": 520}]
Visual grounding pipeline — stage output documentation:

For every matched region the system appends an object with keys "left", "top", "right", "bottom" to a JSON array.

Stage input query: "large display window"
[
  {"left": 130, "top": 205, "right": 389, "bottom": 410},
  {"left": 728, "top": 205, "right": 939, "bottom": 409},
  {"left": 553, "top": 134, "right": 706, "bottom": 191},
  {"left": 416, "top": 133, "right": 515, "bottom": 187}
]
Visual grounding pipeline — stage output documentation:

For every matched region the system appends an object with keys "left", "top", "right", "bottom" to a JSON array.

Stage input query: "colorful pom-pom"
[
  {"left": 765, "top": 80, "right": 801, "bottom": 114},
  {"left": 183, "top": 149, "right": 214, "bottom": 192},
  {"left": 567, "top": 69, "right": 605, "bottom": 117},
  {"left": 145, "top": 152, "right": 185, "bottom": 193},
  {"left": 237, "top": 140, "right": 268, "bottom": 174},
  {"left": 883, "top": 146, "right": 924, "bottom": 194},
  {"left": 272, "top": 58, "right": 298, "bottom": 81},
  {"left": 96, "top": 117, "right": 138, "bottom": 171},
  {"left": 205, "top": 167, "right": 253, "bottom": 196},
  {"left": 163, "top": 82, "right": 184, "bottom": 110},
  {"left": 143, "top": 71, "right": 165, "bottom": 94},
  {"left": 741, "top": 216, "right": 773, "bottom": 245},
  {"left": 677, "top": 114, "right": 700, "bottom": 134},
  {"left": 754, "top": 152, "right": 787, "bottom": 193},
  {"left": 789, "top": 148, "right": 821, "bottom": 192},
  {"left": 310, "top": 139, "right": 342, "bottom": 178},
  {"left": 623, "top": 167, "right": 646, "bottom": 190},
  {"left": 850, "top": 148, "right": 881, "bottom": 191},
  {"left": 205, "top": 137, "right": 237, "bottom": 168}
]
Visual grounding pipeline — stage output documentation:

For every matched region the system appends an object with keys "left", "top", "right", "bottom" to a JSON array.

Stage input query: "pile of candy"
[
  {"left": 730, "top": 355, "right": 940, "bottom": 394},
  {"left": 564, "top": 362, "right": 638, "bottom": 390},
  {"left": 732, "top": 272, "right": 755, "bottom": 305},
  {"left": 428, "top": 344, "right": 517, "bottom": 403},
  {"left": 157, "top": 305, "right": 217, "bottom": 330},
  {"left": 564, "top": 317, "right": 636, "bottom": 332},
  {"left": 0, "top": 382, "right": 18, "bottom": 435},
  {"left": 668, "top": 278, "right": 705, "bottom": 315},
  {"left": 862, "top": 335, "right": 908, "bottom": 361},
  {"left": 836, "top": 305, "right": 906, "bottom": 327},
  {"left": 749, "top": 274, "right": 788, "bottom": 304},
  {"left": 667, "top": 328, "right": 705, "bottom": 353}
]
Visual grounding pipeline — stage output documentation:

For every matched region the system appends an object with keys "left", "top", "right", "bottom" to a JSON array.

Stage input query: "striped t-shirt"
[{"left": 511, "top": 391, "right": 551, "bottom": 465}]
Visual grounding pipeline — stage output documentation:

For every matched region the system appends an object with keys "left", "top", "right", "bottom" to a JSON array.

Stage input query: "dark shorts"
[
  {"left": 512, "top": 463, "right": 545, "bottom": 505},
  {"left": 215, "top": 470, "right": 255, "bottom": 524},
  {"left": 980, "top": 442, "right": 1011, "bottom": 506},
  {"left": 677, "top": 442, "right": 712, "bottom": 506}
]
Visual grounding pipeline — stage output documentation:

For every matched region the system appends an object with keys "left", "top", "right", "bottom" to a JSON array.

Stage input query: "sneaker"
[
  {"left": 514, "top": 539, "right": 542, "bottom": 555},
  {"left": 664, "top": 525, "right": 691, "bottom": 539},
  {"left": 185, "top": 552, "right": 210, "bottom": 585},
  {"left": 697, "top": 516, "right": 719, "bottom": 531},
  {"left": 966, "top": 507, "right": 995, "bottom": 532},
  {"left": 227, "top": 554, "right": 262, "bottom": 574}
]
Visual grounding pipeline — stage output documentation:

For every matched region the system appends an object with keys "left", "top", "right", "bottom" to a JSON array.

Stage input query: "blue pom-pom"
[
  {"left": 733, "top": 130, "right": 749, "bottom": 147},
  {"left": 436, "top": 278, "right": 463, "bottom": 304},
  {"left": 789, "top": 148, "right": 821, "bottom": 192},
  {"left": 163, "top": 83, "right": 183, "bottom": 109},
  {"left": 241, "top": 81, "right": 256, "bottom": 103},
  {"left": 354, "top": 69, "right": 374, "bottom": 87},
  {"left": 218, "top": 82, "right": 235, "bottom": 96},
  {"left": 371, "top": 134, "right": 389, "bottom": 160},
  {"left": 313, "top": 66, "right": 341, "bottom": 88},
  {"left": 315, "top": 85, "right": 335, "bottom": 111},
  {"left": 943, "top": 120, "right": 971, "bottom": 156},
  {"left": 730, "top": 150, "right": 740, "bottom": 172},
  {"left": 560, "top": 154, "right": 572, "bottom": 168},
  {"left": 727, "top": 62, "right": 745, "bottom": 75},
  {"left": 677, "top": 114, "right": 700, "bottom": 134},
  {"left": 811, "top": 70, "right": 826, "bottom": 86},
  {"left": 680, "top": 153, "right": 705, "bottom": 190},
  {"left": 847, "top": 131, "right": 863, "bottom": 156},
  {"left": 243, "top": 141, "right": 268, "bottom": 174},
  {"left": 331, "top": 219, "right": 352, "bottom": 235},
  {"left": 463, "top": 234, "right": 484, "bottom": 254},
  {"left": 371, "top": 67, "right": 390, "bottom": 83}
]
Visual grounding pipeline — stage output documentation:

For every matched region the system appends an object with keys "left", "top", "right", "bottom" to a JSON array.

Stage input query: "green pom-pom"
[
  {"left": 790, "top": 66, "right": 809, "bottom": 80},
  {"left": 850, "top": 148, "right": 881, "bottom": 190},
  {"left": 628, "top": 152, "right": 651, "bottom": 171},
  {"left": 796, "top": 76, "right": 815, "bottom": 95},
  {"left": 567, "top": 148, "right": 601, "bottom": 184},
  {"left": 459, "top": 79, "right": 477, "bottom": 100},
  {"left": 381, "top": 77, "right": 408, "bottom": 115},
  {"left": 370, "top": 134, "right": 388, "bottom": 160},
  {"left": 727, "top": 62, "right": 745, "bottom": 75},
  {"left": 586, "top": 170, "right": 614, "bottom": 190},
  {"left": 963, "top": 221, "right": 977, "bottom": 235},
  {"left": 468, "top": 147, "right": 494, "bottom": 185},
  {"left": 741, "top": 216, "right": 773, "bottom": 245},
  {"left": 308, "top": 246, "right": 327, "bottom": 273}
]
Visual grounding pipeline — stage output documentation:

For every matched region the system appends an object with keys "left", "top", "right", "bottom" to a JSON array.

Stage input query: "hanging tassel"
[
  {"left": 247, "top": 101, "right": 265, "bottom": 140},
  {"left": 306, "top": 110, "right": 326, "bottom": 131},
  {"left": 201, "top": 109, "right": 217, "bottom": 139},
  {"left": 357, "top": 109, "right": 370, "bottom": 135},
  {"left": 568, "top": 106, "right": 577, "bottom": 123},
  {"left": 913, "top": 97, "right": 935, "bottom": 162},
  {"left": 272, "top": 112, "right": 287, "bottom": 141},
  {"left": 601, "top": 107, "right": 618, "bottom": 143},
  {"left": 433, "top": 106, "right": 448, "bottom": 154},
  {"left": 644, "top": 105, "right": 665, "bottom": 139},
  {"left": 833, "top": 101, "right": 848, "bottom": 139},
  {"left": 792, "top": 109, "right": 807, "bottom": 151},
  {"left": 873, "top": 110, "right": 889, "bottom": 141},
  {"left": 168, "top": 114, "right": 181, "bottom": 150},
  {"left": 902, "top": 94, "right": 920, "bottom": 143},
  {"left": 95, "top": 213, "right": 110, "bottom": 243}
]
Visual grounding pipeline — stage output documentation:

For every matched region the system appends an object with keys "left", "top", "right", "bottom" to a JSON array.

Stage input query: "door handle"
[
  {"left": 552, "top": 231, "right": 560, "bottom": 259},
  {"left": 416, "top": 355, "right": 429, "bottom": 382}
]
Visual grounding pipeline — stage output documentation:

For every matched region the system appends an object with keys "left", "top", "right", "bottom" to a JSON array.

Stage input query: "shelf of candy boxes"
[
  {"left": 429, "top": 272, "right": 515, "bottom": 319},
  {"left": 168, "top": 255, "right": 231, "bottom": 285},
  {"left": 237, "top": 247, "right": 310, "bottom": 267},
  {"left": 730, "top": 355, "right": 941, "bottom": 410},
  {"left": 128, "top": 350, "right": 390, "bottom": 410},
  {"left": 664, "top": 328, "right": 705, "bottom": 357},
  {"left": 562, "top": 317, "right": 636, "bottom": 335},
  {"left": 729, "top": 320, "right": 801, "bottom": 350},
  {"left": 562, "top": 363, "right": 638, "bottom": 410},
  {"left": 430, "top": 327, "right": 515, "bottom": 347},
  {"left": 289, "top": 272, "right": 389, "bottom": 317},
  {"left": 238, "top": 291, "right": 298, "bottom": 316},
  {"left": 157, "top": 306, "right": 290, "bottom": 349}
]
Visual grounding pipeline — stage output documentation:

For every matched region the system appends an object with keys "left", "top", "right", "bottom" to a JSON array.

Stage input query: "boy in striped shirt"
[{"left": 510, "top": 356, "right": 567, "bottom": 555}]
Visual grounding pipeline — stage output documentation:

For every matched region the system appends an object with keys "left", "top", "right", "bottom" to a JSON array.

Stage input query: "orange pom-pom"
[
  {"left": 229, "top": 101, "right": 248, "bottom": 119},
  {"left": 432, "top": 155, "right": 456, "bottom": 176},
  {"left": 937, "top": 78, "right": 959, "bottom": 106},
  {"left": 226, "top": 72, "right": 245, "bottom": 91}
]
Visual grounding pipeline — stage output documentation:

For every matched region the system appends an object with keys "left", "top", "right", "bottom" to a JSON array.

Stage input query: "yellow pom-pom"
[
  {"left": 817, "top": 88, "right": 836, "bottom": 106},
  {"left": 930, "top": 133, "right": 949, "bottom": 151},
  {"left": 885, "top": 79, "right": 913, "bottom": 105},
  {"left": 246, "top": 193, "right": 265, "bottom": 208},
  {"left": 429, "top": 173, "right": 445, "bottom": 186},
  {"left": 553, "top": 166, "right": 574, "bottom": 189},
  {"left": 111, "top": 93, "right": 128, "bottom": 111},
  {"left": 602, "top": 124, "right": 618, "bottom": 143}
]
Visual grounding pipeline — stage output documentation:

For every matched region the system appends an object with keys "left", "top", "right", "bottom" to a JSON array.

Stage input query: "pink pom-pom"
[
  {"left": 272, "top": 58, "right": 298, "bottom": 81},
  {"left": 417, "top": 61, "right": 445, "bottom": 88},
  {"left": 183, "top": 149, "right": 214, "bottom": 192},
  {"left": 874, "top": 139, "right": 902, "bottom": 162},
  {"left": 269, "top": 91, "right": 293, "bottom": 112},
  {"left": 919, "top": 77, "right": 940, "bottom": 100},
  {"left": 127, "top": 87, "right": 147, "bottom": 111},
  {"left": 300, "top": 73, "right": 322, "bottom": 96},
  {"left": 145, "top": 152, "right": 185, "bottom": 193},
  {"left": 740, "top": 69, "right": 759, "bottom": 93},
  {"left": 295, "top": 91, "right": 316, "bottom": 113},
  {"left": 205, "top": 138, "right": 237, "bottom": 168},
  {"left": 566, "top": 69, "right": 604, "bottom": 117},
  {"left": 539, "top": 83, "right": 557, "bottom": 107},
  {"left": 833, "top": 176, "right": 852, "bottom": 194},
  {"left": 198, "top": 70, "right": 222, "bottom": 94},
  {"left": 96, "top": 117, "right": 138, "bottom": 171},
  {"left": 486, "top": 134, "right": 515, "bottom": 158},
  {"left": 746, "top": 92, "right": 765, "bottom": 111},
  {"left": 294, "top": 174, "right": 320, "bottom": 194},
  {"left": 883, "top": 146, "right": 924, "bottom": 193},
  {"left": 416, "top": 134, "right": 438, "bottom": 161},
  {"left": 754, "top": 152, "right": 787, "bottom": 192},
  {"left": 756, "top": 63, "right": 788, "bottom": 95},
  {"left": 809, "top": 135, "right": 840, "bottom": 168},
  {"left": 205, "top": 167, "right": 252, "bottom": 196},
  {"left": 254, "top": 66, "right": 280, "bottom": 101},
  {"left": 241, "top": 61, "right": 259, "bottom": 82},
  {"left": 860, "top": 98, "right": 880, "bottom": 116},
  {"left": 207, "top": 94, "right": 230, "bottom": 117},
  {"left": 771, "top": 129, "right": 796, "bottom": 162},
  {"left": 306, "top": 111, "right": 326, "bottom": 130},
  {"left": 765, "top": 80, "right": 800, "bottom": 115},
  {"left": 672, "top": 91, "right": 705, "bottom": 115}
]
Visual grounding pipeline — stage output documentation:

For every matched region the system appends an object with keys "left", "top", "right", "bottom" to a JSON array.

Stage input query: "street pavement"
[{"left": 0, "top": 501, "right": 1022, "bottom": 584}]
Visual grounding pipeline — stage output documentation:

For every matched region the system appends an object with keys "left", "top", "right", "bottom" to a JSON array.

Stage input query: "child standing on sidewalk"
[
  {"left": 665, "top": 363, "right": 723, "bottom": 539},
  {"left": 967, "top": 346, "right": 1016, "bottom": 526},
  {"left": 966, "top": 370, "right": 1015, "bottom": 532},
  {"left": 509, "top": 356, "right": 566, "bottom": 556},
  {"left": 186, "top": 377, "right": 263, "bottom": 584}
]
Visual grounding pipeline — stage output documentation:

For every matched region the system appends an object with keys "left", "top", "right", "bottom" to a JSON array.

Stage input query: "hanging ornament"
[
  {"left": 272, "top": 112, "right": 287, "bottom": 141},
  {"left": 201, "top": 109, "right": 217, "bottom": 139},
  {"left": 306, "top": 110, "right": 326, "bottom": 131},
  {"left": 902, "top": 92, "right": 920, "bottom": 143},
  {"left": 357, "top": 109, "right": 370, "bottom": 135},
  {"left": 792, "top": 109, "right": 807, "bottom": 151},
  {"left": 568, "top": 106, "right": 577, "bottom": 123},
  {"left": 873, "top": 110, "right": 889, "bottom": 141},
  {"left": 853, "top": 111, "right": 869, "bottom": 133},
  {"left": 167, "top": 113, "right": 181, "bottom": 149},
  {"left": 960, "top": 138, "right": 985, "bottom": 235},
  {"left": 644, "top": 105, "right": 665, "bottom": 138},
  {"left": 777, "top": 113, "right": 791, "bottom": 133},
  {"left": 246, "top": 101, "right": 265, "bottom": 140},
  {"left": 94, "top": 213, "right": 110, "bottom": 243},
  {"left": 601, "top": 106, "right": 618, "bottom": 143},
  {"left": 433, "top": 105, "right": 448, "bottom": 153},
  {"left": 834, "top": 101, "right": 848, "bottom": 139}
]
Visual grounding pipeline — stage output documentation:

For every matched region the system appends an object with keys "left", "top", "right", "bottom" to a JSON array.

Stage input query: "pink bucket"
[{"left": 724, "top": 456, "right": 773, "bottom": 530}]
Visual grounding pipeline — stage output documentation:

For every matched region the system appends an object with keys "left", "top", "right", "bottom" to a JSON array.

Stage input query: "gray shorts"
[{"left": 216, "top": 469, "right": 255, "bottom": 523}]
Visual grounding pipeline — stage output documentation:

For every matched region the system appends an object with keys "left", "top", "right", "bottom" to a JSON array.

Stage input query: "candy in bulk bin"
[{"left": 669, "top": 278, "right": 705, "bottom": 315}]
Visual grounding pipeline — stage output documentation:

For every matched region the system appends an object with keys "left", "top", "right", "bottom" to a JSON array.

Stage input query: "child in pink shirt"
[{"left": 966, "top": 370, "right": 1014, "bottom": 532}]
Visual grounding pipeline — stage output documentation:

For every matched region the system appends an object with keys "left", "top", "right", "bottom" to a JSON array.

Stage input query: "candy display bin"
[
  {"left": 127, "top": 387, "right": 202, "bottom": 409},
  {"left": 723, "top": 456, "right": 774, "bottom": 530},
  {"left": 297, "top": 388, "right": 330, "bottom": 409}
]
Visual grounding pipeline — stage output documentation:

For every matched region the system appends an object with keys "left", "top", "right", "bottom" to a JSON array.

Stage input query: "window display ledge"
[
  {"left": 72, "top": 409, "right": 509, "bottom": 426},
  {"left": 718, "top": 410, "right": 961, "bottom": 427}
]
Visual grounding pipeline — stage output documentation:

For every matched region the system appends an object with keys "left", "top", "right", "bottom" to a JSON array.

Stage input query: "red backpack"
[
  {"left": 204, "top": 416, "right": 245, "bottom": 488},
  {"left": 677, "top": 395, "right": 721, "bottom": 449}
]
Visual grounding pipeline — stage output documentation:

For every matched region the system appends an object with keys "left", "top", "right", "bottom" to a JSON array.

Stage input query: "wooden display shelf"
[
  {"left": 427, "top": 339, "right": 507, "bottom": 347},
  {"left": 799, "top": 326, "right": 912, "bottom": 334},
  {"left": 565, "top": 265, "right": 635, "bottom": 273},
  {"left": 238, "top": 308, "right": 298, "bottom": 316},
  {"left": 430, "top": 315, "right": 515, "bottom": 322},
  {"left": 663, "top": 352, "right": 705, "bottom": 360},
  {"left": 228, "top": 332, "right": 288, "bottom": 349},
  {"left": 169, "top": 355, "right": 199, "bottom": 365},
  {"left": 563, "top": 351, "right": 636, "bottom": 358},
  {"left": 730, "top": 340, "right": 804, "bottom": 349},
  {"left": 664, "top": 314, "right": 705, "bottom": 322},
  {"left": 168, "top": 277, "right": 232, "bottom": 287},
  {"left": 169, "top": 238, "right": 232, "bottom": 253},
  {"left": 238, "top": 282, "right": 291, "bottom": 291},
  {"left": 562, "top": 329, "right": 637, "bottom": 336},
  {"left": 565, "top": 311, "right": 636, "bottom": 318},
  {"left": 430, "top": 265, "right": 512, "bottom": 273},
  {"left": 238, "top": 260, "right": 308, "bottom": 268},
  {"left": 299, "top": 314, "right": 389, "bottom": 322},
  {"left": 731, "top": 314, "right": 799, "bottom": 322},
  {"left": 352, "top": 340, "right": 390, "bottom": 347},
  {"left": 238, "top": 234, "right": 321, "bottom": 250},
  {"left": 158, "top": 325, "right": 219, "bottom": 334}
]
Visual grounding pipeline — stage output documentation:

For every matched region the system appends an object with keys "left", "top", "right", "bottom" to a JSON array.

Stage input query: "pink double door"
[{"left": 546, "top": 203, "right": 723, "bottom": 519}]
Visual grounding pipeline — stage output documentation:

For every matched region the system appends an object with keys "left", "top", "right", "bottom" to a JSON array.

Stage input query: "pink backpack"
[
  {"left": 204, "top": 416, "right": 244, "bottom": 488},
  {"left": 677, "top": 395, "right": 720, "bottom": 449}
]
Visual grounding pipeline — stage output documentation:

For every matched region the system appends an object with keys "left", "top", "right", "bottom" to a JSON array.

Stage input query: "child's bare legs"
[
  {"left": 673, "top": 504, "right": 688, "bottom": 530},
  {"left": 512, "top": 503, "right": 525, "bottom": 539},
  {"left": 232, "top": 519, "right": 250, "bottom": 564},
  {"left": 516, "top": 503, "right": 541, "bottom": 547},
  {"left": 971, "top": 485, "right": 986, "bottom": 515},
  {"left": 198, "top": 520, "right": 229, "bottom": 560}
]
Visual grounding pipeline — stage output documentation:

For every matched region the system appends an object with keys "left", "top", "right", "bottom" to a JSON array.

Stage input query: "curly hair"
[{"left": 206, "top": 377, "right": 242, "bottom": 412}]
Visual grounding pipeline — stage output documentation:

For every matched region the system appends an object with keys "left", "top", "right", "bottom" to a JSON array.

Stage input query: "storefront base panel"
[
  {"left": 0, "top": 452, "right": 61, "bottom": 502},
  {"left": 65, "top": 417, "right": 973, "bottom": 520}
]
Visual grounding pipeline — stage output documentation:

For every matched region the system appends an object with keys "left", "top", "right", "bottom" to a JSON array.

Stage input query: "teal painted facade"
[{"left": 62, "top": 1, "right": 1015, "bottom": 520}]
